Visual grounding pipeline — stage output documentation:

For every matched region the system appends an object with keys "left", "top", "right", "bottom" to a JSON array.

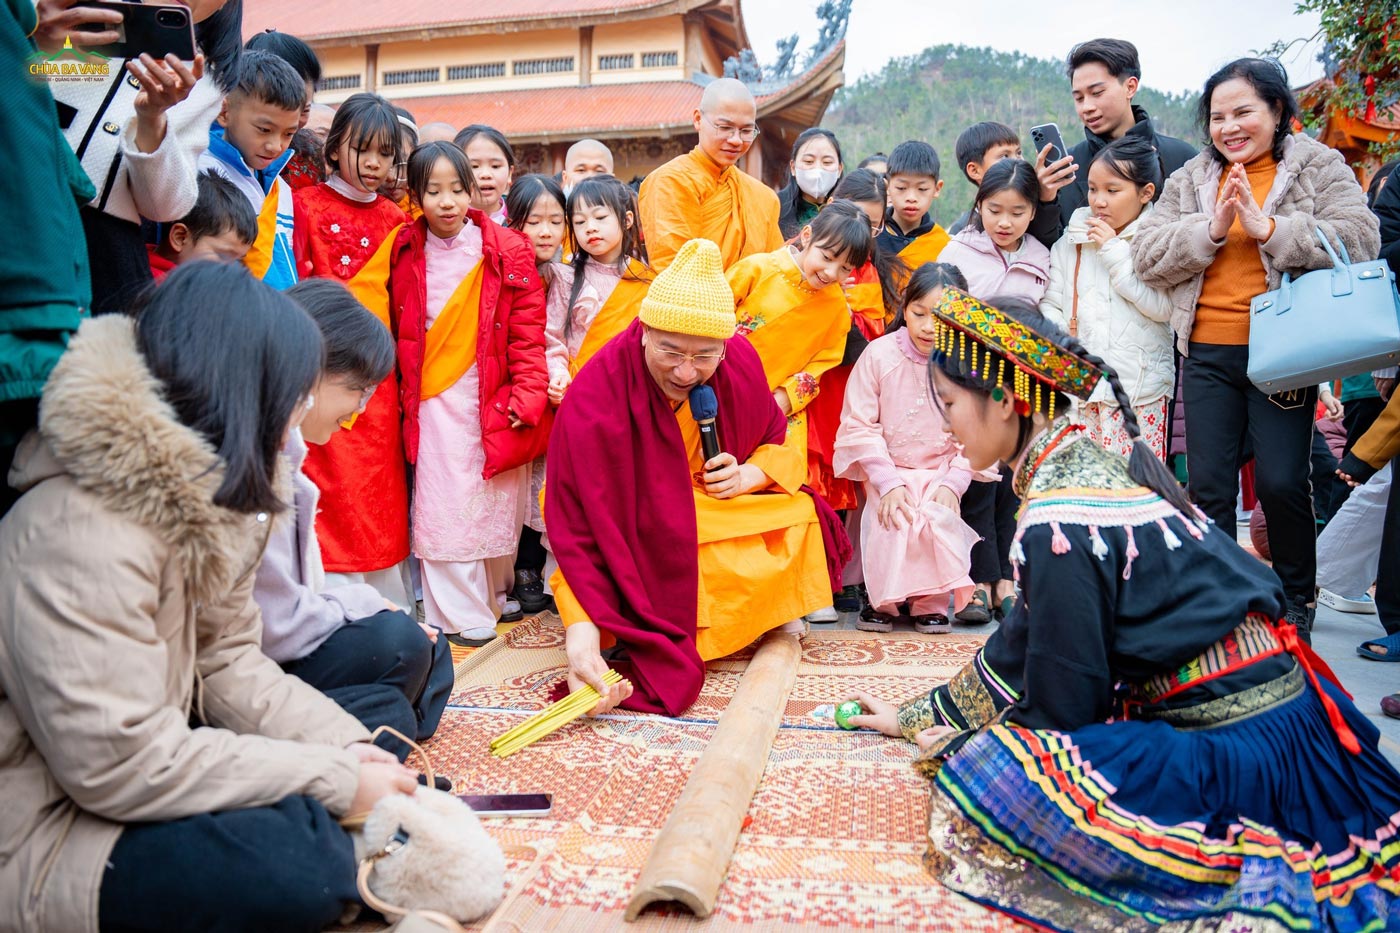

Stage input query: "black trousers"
[
  {"left": 1377, "top": 471, "right": 1400, "bottom": 636},
  {"left": 963, "top": 470, "right": 1020, "bottom": 584},
  {"left": 283, "top": 610, "right": 454, "bottom": 746},
  {"left": 99, "top": 795, "right": 358, "bottom": 932},
  {"left": 515, "top": 526, "right": 546, "bottom": 574},
  {"left": 81, "top": 206, "right": 154, "bottom": 315},
  {"left": 1344, "top": 395, "right": 1387, "bottom": 454},
  {"left": 1183, "top": 342, "right": 1317, "bottom": 601}
]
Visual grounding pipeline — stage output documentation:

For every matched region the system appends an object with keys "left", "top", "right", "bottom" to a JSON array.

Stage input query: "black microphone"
[{"left": 689, "top": 384, "right": 723, "bottom": 465}]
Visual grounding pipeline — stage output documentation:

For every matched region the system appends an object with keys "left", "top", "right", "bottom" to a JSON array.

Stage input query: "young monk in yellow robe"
[
  {"left": 875, "top": 141, "right": 950, "bottom": 282},
  {"left": 725, "top": 201, "right": 874, "bottom": 463},
  {"left": 639, "top": 78, "right": 783, "bottom": 272},
  {"left": 544, "top": 239, "right": 849, "bottom": 716}
]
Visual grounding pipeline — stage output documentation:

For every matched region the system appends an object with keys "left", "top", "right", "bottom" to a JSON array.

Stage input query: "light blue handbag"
[{"left": 1247, "top": 226, "right": 1400, "bottom": 393}]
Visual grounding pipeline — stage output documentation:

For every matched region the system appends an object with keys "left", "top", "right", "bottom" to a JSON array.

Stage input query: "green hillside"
[{"left": 823, "top": 44, "right": 1199, "bottom": 221}]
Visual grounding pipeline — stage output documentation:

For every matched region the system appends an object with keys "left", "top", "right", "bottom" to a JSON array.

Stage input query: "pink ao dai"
[{"left": 833, "top": 328, "right": 979, "bottom": 614}]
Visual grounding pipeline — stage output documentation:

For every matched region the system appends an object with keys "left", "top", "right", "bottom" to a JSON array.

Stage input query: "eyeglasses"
[
  {"left": 701, "top": 114, "right": 760, "bottom": 142},
  {"left": 337, "top": 385, "right": 378, "bottom": 428},
  {"left": 648, "top": 345, "right": 727, "bottom": 367}
]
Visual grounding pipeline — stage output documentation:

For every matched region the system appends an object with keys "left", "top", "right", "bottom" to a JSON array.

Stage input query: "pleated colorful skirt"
[{"left": 926, "top": 672, "right": 1400, "bottom": 932}]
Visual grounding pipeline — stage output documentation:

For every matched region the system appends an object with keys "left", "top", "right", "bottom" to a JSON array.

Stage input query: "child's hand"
[
  {"left": 932, "top": 485, "right": 961, "bottom": 516},
  {"left": 1084, "top": 216, "right": 1117, "bottom": 247},
  {"left": 508, "top": 408, "right": 526, "bottom": 429},
  {"left": 1320, "top": 389, "right": 1344, "bottom": 421},
  {"left": 548, "top": 372, "right": 571, "bottom": 406},
  {"left": 878, "top": 486, "right": 915, "bottom": 530},
  {"left": 914, "top": 725, "right": 956, "bottom": 751},
  {"left": 1336, "top": 468, "right": 1360, "bottom": 489},
  {"left": 840, "top": 691, "right": 902, "bottom": 738},
  {"left": 418, "top": 622, "right": 439, "bottom": 644},
  {"left": 773, "top": 388, "right": 793, "bottom": 417},
  {"left": 1034, "top": 144, "right": 1078, "bottom": 203}
]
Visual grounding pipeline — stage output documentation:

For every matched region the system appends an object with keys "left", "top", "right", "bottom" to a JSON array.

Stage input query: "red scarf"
[{"left": 545, "top": 319, "right": 848, "bottom": 715}]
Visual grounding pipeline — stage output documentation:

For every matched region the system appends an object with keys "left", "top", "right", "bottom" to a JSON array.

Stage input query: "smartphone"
[
  {"left": 1030, "top": 123, "right": 1071, "bottom": 167},
  {"left": 76, "top": 2, "right": 197, "bottom": 61},
  {"left": 461, "top": 793, "right": 553, "bottom": 818}
]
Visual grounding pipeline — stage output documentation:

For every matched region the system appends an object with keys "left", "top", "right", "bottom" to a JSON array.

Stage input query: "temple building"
[{"left": 242, "top": 0, "right": 847, "bottom": 186}]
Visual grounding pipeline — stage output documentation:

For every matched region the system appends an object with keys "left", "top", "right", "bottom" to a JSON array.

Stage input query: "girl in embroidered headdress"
[{"left": 845, "top": 292, "right": 1400, "bottom": 933}]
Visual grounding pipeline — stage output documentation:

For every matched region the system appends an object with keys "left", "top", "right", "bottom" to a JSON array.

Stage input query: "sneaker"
[
  {"left": 856, "top": 606, "right": 897, "bottom": 633},
  {"left": 912, "top": 613, "right": 952, "bottom": 634},
  {"left": 499, "top": 597, "right": 523, "bottom": 624},
  {"left": 833, "top": 585, "right": 864, "bottom": 613},
  {"left": 1317, "top": 588, "right": 1378, "bottom": 615},
  {"left": 805, "top": 605, "right": 839, "bottom": 624},
  {"left": 512, "top": 568, "right": 552, "bottom": 614},
  {"left": 1284, "top": 597, "right": 1315, "bottom": 646}
]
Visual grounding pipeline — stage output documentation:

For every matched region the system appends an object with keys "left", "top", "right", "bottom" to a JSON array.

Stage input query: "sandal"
[
  {"left": 1383, "top": 694, "right": 1400, "bottom": 719},
  {"left": 1356, "top": 632, "right": 1400, "bottom": 661},
  {"left": 912, "top": 613, "right": 952, "bottom": 634},
  {"left": 955, "top": 588, "right": 992, "bottom": 624},
  {"left": 994, "top": 595, "right": 1016, "bottom": 622},
  {"left": 857, "top": 606, "right": 899, "bottom": 633}
]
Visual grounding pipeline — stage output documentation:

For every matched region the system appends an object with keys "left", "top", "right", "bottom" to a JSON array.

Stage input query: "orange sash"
[
  {"left": 420, "top": 260, "right": 485, "bottom": 399},
  {"left": 345, "top": 223, "right": 405, "bottom": 330},
  {"left": 570, "top": 260, "right": 654, "bottom": 376},
  {"left": 897, "top": 225, "right": 951, "bottom": 275}
]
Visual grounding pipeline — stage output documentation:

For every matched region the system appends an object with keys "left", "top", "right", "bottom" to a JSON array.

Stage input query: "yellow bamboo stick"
[{"left": 490, "top": 670, "right": 625, "bottom": 757}]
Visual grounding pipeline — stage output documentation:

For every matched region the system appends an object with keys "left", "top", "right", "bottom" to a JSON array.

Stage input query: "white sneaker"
[
  {"left": 1317, "top": 588, "right": 1377, "bottom": 615},
  {"left": 805, "top": 605, "right": 839, "bottom": 623}
]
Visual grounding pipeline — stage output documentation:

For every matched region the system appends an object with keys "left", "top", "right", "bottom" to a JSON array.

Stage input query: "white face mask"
[
  {"left": 795, "top": 167, "right": 840, "bottom": 200},
  {"left": 562, "top": 183, "right": 574, "bottom": 200}
]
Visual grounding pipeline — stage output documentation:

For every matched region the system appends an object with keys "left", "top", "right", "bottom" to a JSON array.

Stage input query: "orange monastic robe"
[
  {"left": 725, "top": 247, "right": 850, "bottom": 461},
  {"left": 552, "top": 400, "right": 829, "bottom": 659},
  {"left": 639, "top": 146, "right": 783, "bottom": 272}
]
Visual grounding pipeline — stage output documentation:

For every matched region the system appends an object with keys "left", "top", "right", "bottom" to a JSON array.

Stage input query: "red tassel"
[
  {"left": 1365, "top": 74, "right": 1376, "bottom": 96},
  {"left": 1367, "top": 99, "right": 1379, "bottom": 123},
  {"left": 1274, "top": 621, "right": 1362, "bottom": 756}
]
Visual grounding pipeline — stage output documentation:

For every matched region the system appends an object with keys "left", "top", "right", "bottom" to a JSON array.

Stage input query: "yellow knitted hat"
[{"left": 638, "top": 239, "right": 737, "bottom": 340}]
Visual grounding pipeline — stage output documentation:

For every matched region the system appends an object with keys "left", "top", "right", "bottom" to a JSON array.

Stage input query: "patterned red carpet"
[{"left": 346, "top": 615, "right": 1016, "bottom": 931}]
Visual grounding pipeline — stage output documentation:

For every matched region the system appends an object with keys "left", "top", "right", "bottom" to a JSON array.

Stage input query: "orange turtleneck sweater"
[{"left": 1191, "top": 154, "right": 1279, "bottom": 346}]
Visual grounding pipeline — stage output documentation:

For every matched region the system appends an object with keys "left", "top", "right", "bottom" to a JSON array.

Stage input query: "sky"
[{"left": 742, "top": 0, "right": 1326, "bottom": 97}]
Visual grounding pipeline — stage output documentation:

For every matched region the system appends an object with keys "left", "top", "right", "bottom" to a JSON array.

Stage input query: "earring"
[{"left": 990, "top": 386, "right": 1006, "bottom": 403}]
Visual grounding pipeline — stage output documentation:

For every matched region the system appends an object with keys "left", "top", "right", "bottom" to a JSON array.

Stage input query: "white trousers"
[
  {"left": 421, "top": 556, "right": 515, "bottom": 637},
  {"left": 1316, "top": 463, "right": 1390, "bottom": 597},
  {"left": 325, "top": 560, "right": 413, "bottom": 610}
]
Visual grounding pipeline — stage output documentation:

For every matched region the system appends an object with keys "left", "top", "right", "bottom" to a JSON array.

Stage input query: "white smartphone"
[{"left": 461, "top": 793, "right": 554, "bottom": 818}]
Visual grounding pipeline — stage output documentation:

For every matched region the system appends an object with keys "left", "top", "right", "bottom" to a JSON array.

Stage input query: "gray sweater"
[
  {"left": 254, "top": 431, "right": 388, "bottom": 663},
  {"left": 1132, "top": 133, "right": 1379, "bottom": 355}
]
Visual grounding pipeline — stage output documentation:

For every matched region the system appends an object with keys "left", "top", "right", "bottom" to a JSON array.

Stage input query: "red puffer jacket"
[{"left": 389, "top": 212, "right": 550, "bottom": 478}]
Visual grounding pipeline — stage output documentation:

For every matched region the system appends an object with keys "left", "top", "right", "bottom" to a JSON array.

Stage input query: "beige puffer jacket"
[
  {"left": 0, "top": 316, "right": 369, "bottom": 933},
  {"left": 1132, "top": 133, "right": 1379, "bottom": 355}
]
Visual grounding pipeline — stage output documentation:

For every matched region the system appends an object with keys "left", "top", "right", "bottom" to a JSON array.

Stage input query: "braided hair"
[{"left": 931, "top": 296, "right": 1194, "bottom": 515}]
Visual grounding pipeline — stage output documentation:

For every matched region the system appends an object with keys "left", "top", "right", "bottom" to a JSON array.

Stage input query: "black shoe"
[
  {"left": 512, "top": 569, "right": 552, "bottom": 614},
  {"left": 833, "top": 584, "right": 863, "bottom": 613},
  {"left": 1284, "top": 597, "right": 1315, "bottom": 646}
]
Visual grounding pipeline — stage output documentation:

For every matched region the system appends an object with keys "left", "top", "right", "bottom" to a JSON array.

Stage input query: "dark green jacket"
[{"left": 1, "top": 0, "right": 93, "bottom": 403}]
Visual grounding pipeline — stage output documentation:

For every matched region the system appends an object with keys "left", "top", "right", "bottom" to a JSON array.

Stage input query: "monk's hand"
[
  {"left": 932, "top": 485, "right": 961, "bottom": 516},
  {"left": 841, "top": 691, "right": 902, "bottom": 738},
  {"left": 878, "top": 486, "right": 916, "bottom": 531},
  {"left": 914, "top": 725, "right": 957, "bottom": 752},
  {"left": 548, "top": 372, "right": 571, "bottom": 406},
  {"left": 702, "top": 453, "right": 765, "bottom": 499},
  {"left": 773, "top": 388, "right": 793, "bottom": 417},
  {"left": 564, "top": 621, "right": 632, "bottom": 714}
]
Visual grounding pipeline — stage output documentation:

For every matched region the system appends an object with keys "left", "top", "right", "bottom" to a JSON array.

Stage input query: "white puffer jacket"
[{"left": 1040, "top": 205, "right": 1173, "bottom": 406}]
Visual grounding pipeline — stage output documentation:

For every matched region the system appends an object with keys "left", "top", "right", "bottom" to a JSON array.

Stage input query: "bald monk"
[
  {"left": 562, "top": 138, "right": 614, "bottom": 194},
  {"left": 638, "top": 79, "right": 783, "bottom": 271},
  {"left": 545, "top": 239, "right": 848, "bottom": 715},
  {"left": 418, "top": 122, "right": 457, "bottom": 144}
]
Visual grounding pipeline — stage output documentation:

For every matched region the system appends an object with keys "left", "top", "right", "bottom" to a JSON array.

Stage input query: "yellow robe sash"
[
  {"left": 897, "top": 224, "right": 952, "bottom": 273},
  {"left": 569, "top": 260, "right": 654, "bottom": 377},
  {"left": 345, "top": 223, "right": 405, "bottom": 330},
  {"left": 420, "top": 261, "right": 484, "bottom": 400}
]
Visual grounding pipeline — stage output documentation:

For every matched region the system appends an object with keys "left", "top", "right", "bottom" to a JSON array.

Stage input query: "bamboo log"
[{"left": 624, "top": 630, "right": 802, "bottom": 921}]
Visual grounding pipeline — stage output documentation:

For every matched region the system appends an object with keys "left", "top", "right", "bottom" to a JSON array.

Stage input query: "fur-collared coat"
[{"left": 0, "top": 316, "right": 370, "bottom": 933}]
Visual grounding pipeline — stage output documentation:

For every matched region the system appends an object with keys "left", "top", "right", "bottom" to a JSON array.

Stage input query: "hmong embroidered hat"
[
  {"left": 638, "top": 239, "right": 737, "bottom": 340},
  {"left": 932, "top": 289, "right": 1105, "bottom": 419}
]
